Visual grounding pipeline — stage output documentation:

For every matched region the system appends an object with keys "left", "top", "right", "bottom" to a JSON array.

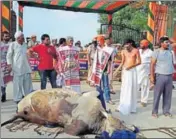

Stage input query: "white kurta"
[
  {"left": 136, "top": 49, "right": 153, "bottom": 103},
  {"left": 6, "top": 41, "right": 33, "bottom": 102},
  {"left": 118, "top": 67, "right": 138, "bottom": 115}
]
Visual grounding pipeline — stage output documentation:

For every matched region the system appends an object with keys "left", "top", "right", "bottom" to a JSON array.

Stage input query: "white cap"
[{"left": 14, "top": 31, "right": 23, "bottom": 39}]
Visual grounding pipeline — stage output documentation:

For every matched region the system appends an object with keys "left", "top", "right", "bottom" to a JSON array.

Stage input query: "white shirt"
[
  {"left": 6, "top": 41, "right": 32, "bottom": 76},
  {"left": 137, "top": 48, "right": 153, "bottom": 75}
]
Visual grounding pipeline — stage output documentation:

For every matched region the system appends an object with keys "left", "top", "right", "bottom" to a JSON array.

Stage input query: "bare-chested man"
[{"left": 114, "top": 39, "right": 141, "bottom": 115}]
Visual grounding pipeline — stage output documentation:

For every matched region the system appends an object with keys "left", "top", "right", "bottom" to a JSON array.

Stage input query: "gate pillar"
[
  {"left": 18, "top": 4, "right": 23, "bottom": 32},
  {"left": 108, "top": 14, "right": 112, "bottom": 38},
  {"left": 1, "top": 1, "right": 11, "bottom": 33}
]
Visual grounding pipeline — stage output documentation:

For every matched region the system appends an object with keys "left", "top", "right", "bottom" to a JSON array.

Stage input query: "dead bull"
[{"left": 1, "top": 88, "right": 125, "bottom": 136}]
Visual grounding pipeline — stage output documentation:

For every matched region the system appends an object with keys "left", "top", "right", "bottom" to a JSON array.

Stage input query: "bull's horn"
[
  {"left": 100, "top": 110, "right": 108, "bottom": 118},
  {"left": 1, "top": 115, "right": 22, "bottom": 127}
]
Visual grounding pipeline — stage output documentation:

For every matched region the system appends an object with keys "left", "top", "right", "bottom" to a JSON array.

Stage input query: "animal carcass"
[{"left": 1, "top": 88, "right": 125, "bottom": 136}]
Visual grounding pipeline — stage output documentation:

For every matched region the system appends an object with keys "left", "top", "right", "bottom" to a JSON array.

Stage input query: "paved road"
[{"left": 1, "top": 81, "right": 176, "bottom": 138}]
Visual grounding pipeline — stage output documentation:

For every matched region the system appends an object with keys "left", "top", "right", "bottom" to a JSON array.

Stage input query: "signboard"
[
  {"left": 29, "top": 58, "right": 39, "bottom": 71},
  {"left": 79, "top": 59, "right": 88, "bottom": 70},
  {"left": 29, "top": 58, "right": 40, "bottom": 80},
  {"left": 29, "top": 52, "right": 89, "bottom": 81},
  {"left": 79, "top": 52, "right": 88, "bottom": 80},
  {"left": 28, "top": 51, "right": 123, "bottom": 81}
]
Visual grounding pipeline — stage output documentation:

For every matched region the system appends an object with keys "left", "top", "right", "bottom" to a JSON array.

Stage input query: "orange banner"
[
  {"left": 147, "top": 2, "right": 168, "bottom": 45},
  {"left": 153, "top": 3, "right": 168, "bottom": 44}
]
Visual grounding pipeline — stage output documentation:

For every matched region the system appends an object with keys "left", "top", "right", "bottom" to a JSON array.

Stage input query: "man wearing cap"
[
  {"left": 55, "top": 36, "right": 81, "bottom": 93},
  {"left": 137, "top": 39, "right": 153, "bottom": 107},
  {"left": 27, "top": 35, "right": 38, "bottom": 49},
  {"left": 6, "top": 31, "right": 33, "bottom": 104}
]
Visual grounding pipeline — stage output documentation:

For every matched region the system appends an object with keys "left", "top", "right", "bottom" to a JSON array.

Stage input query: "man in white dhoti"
[
  {"left": 6, "top": 31, "right": 33, "bottom": 104},
  {"left": 137, "top": 40, "right": 153, "bottom": 107},
  {"left": 1, "top": 31, "right": 11, "bottom": 102},
  {"left": 114, "top": 39, "right": 141, "bottom": 115}
]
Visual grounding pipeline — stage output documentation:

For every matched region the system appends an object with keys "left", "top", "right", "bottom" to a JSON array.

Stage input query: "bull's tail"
[{"left": 1, "top": 115, "right": 23, "bottom": 127}]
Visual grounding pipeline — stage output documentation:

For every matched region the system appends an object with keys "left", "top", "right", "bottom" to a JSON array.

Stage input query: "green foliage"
[
  {"left": 98, "top": 4, "right": 149, "bottom": 31},
  {"left": 98, "top": 2, "right": 176, "bottom": 42}
]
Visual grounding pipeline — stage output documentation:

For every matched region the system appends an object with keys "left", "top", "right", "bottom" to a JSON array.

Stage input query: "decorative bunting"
[
  {"left": 18, "top": 0, "right": 131, "bottom": 14},
  {"left": 18, "top": 4, "right": 23, "bottom": 31},
  {"left": 147, "top": 2, "right": 155, "bottom": 46}
]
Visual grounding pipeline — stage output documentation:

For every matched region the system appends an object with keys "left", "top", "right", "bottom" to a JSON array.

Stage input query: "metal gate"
[{"left": 100, "top": 24, "right": 145, "bottom": 45}]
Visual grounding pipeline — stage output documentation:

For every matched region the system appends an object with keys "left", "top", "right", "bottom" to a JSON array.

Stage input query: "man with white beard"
[
  {"left": 6, "top": 31, "right": 33, "bottom": 104},
  {"left": 137, "top": 40, "right": 153, "bottom": 107}
]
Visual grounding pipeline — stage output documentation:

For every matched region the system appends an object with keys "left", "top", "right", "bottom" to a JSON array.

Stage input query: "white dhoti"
[
  {"left": 13, "top": 73, "right": 33, "bottom": 102},
  {"left": 137, "top": 65, "right": 150, "bottom": 103},
  {"left": 137, "top": 48, "right": 152, "bottom": 104},
  {"left": 118, "top": 67, "right": 137, "bottom": 115}
]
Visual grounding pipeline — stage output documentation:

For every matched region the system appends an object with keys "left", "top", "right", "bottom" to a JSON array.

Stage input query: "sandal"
[
  {"left": 110, "top": 90, "right": 116, "bottom": 94},
  {"left": 152, "top": 114, "right": 158, "bottom": 118},
  {"left": 164, "top": 113, "right": 172, "bottom": 118}
]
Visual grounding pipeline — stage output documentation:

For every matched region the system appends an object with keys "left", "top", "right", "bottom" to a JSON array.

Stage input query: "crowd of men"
[{"left": 1, "top": 30, "right": 176, "bottom": 118}]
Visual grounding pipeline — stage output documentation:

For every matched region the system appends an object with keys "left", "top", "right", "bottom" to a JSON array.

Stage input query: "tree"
[
  {"left": 98, "top": 4, "right": 148, "bottom": 31},
  {"left": 98, "top": 2, "right": 176, "bottom": 31},
  {"left": 98, "top": 4, "right": 148, "bottom": 43},
  {"left": 98, "top": 2, "right": 176, "bottom": 43}
]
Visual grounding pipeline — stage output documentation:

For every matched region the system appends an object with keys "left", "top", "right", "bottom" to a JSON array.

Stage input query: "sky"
[{"left": 13, "top": 2, "right": 100, "bottom": 46}]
